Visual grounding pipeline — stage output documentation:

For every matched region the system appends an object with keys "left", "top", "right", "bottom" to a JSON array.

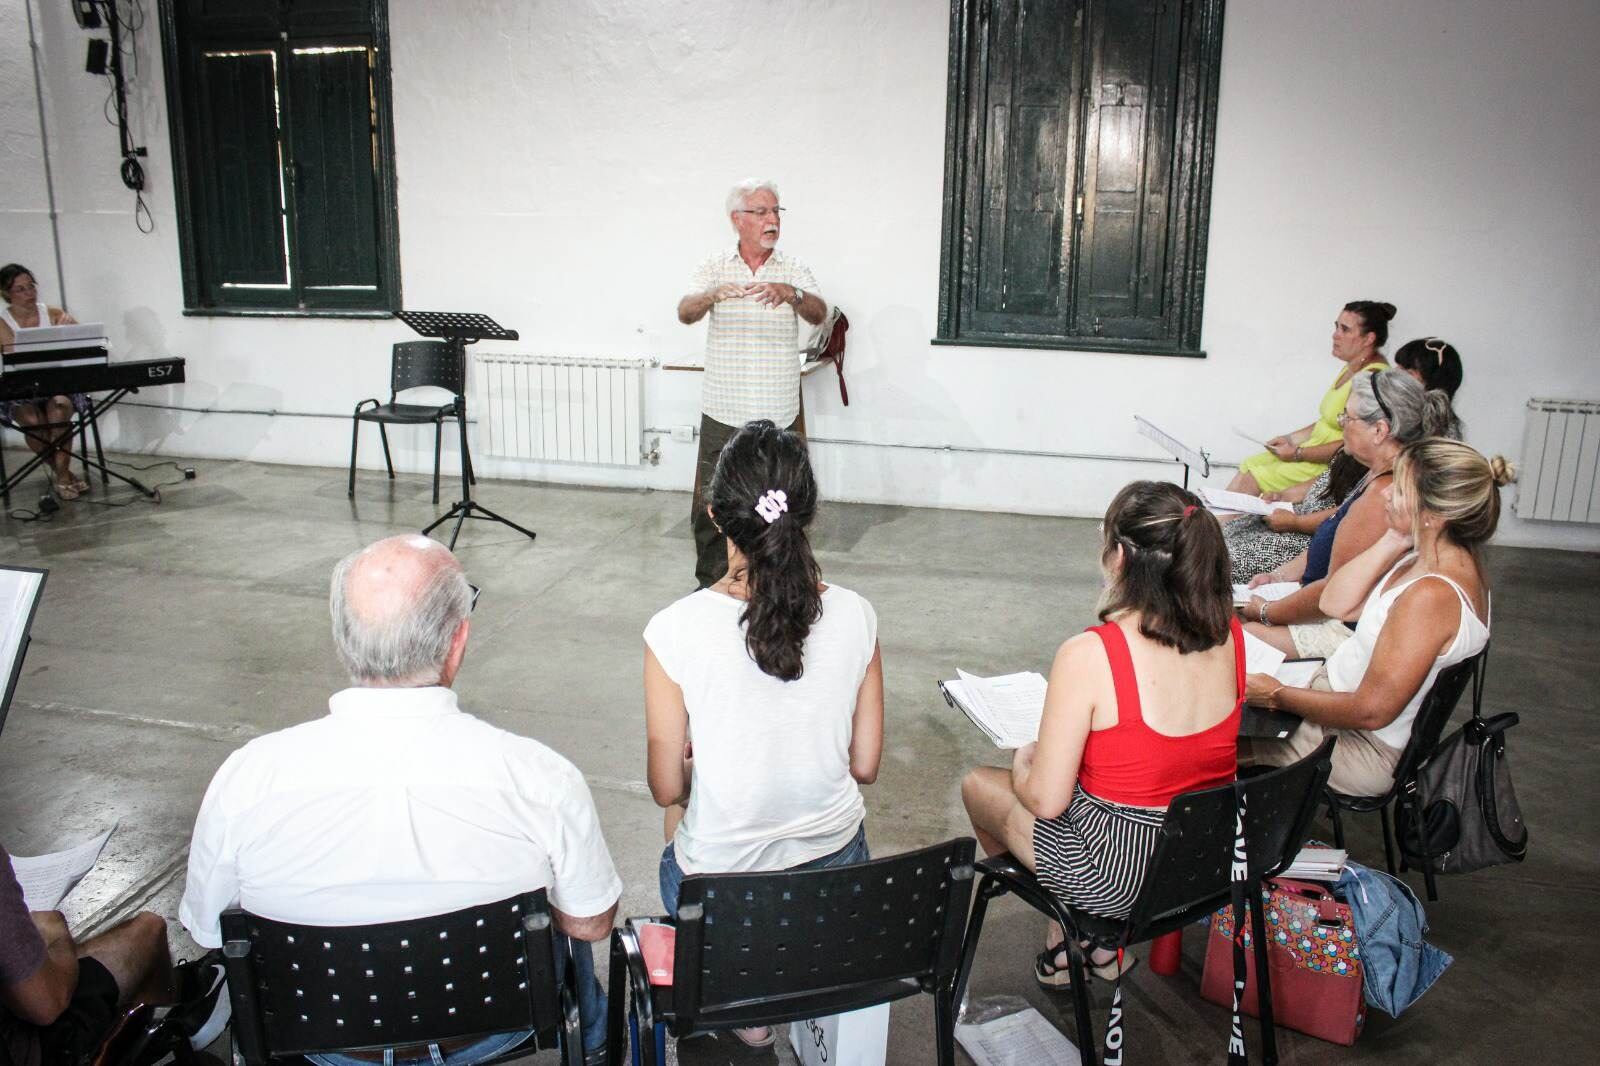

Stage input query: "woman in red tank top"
[{"left": 961, "top": 481, "right": 1242, "bottom": 986}]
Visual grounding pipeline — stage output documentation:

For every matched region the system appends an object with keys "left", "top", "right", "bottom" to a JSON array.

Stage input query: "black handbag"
[{"left": 1397, "top": 651, "right": 1529, "bottom": 873}]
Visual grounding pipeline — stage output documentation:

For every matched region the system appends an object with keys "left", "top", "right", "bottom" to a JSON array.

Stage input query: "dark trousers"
[{"left": 690, "top": 399, "right": 805, "bottom": 588}]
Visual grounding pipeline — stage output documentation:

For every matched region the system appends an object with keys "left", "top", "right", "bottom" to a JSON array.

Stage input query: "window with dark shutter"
[
  {"left": 936, "top": 0, "right": 1224, "bottom": 355},
  {"left": 160, "top": 0, "right": 401, "bottom": 315}
]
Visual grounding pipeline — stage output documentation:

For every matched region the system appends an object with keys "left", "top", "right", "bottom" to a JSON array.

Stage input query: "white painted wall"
[{"left": 4, "top": 0, "right": 1598, "bottom": 549}]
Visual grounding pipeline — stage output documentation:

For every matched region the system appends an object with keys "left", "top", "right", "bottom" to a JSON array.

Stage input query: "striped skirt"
[{"left": 1032, "top": 787, "right": 1167, "bottom": 920}]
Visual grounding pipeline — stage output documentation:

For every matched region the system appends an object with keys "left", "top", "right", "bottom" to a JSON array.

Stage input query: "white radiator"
[
  {"left": 474, "top": 353, "right": 651, "bottom": 466},
  {"left": 1517, "top": 398, "right": 1600, "bottom": 523}
]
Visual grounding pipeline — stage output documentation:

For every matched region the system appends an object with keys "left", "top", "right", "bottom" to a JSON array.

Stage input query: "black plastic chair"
[
  {"left": 1325, "top": 649, "right": 1484, "bottom": 902},
  {"left": 953, "top": 738, "right": 1335, "bottom": 1066},
  {"left": 219, "top": 891, "right": 581, "bottom": 1066},
  {"left": 348, "top": 341, "right": 475, "bottom": 505},
  {"left": 606, "top": 837, "right": 978, "bottom": 1066}
]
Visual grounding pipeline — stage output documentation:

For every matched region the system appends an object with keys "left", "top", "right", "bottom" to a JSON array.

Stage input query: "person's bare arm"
[
  {"left": 1265, "top": 507, "right": 1333, "bottom": 536},
  {"left": 1246, "top": 583, "right": 1459, "bottom": 731},
  {"left": 644, "top": 647, "right": 691, "bottom": 807},
  {"left": 552, "top": 901, "right": 619, "bottom": 943},
  {"left": 848, "top": 643, "right": 884, "bottom": 784},
  {"left": 1012, "top": 635, "right": 1098, "bottom": 820},
  {"left": 1326, "top": 476, "right": 1392, "bottom": 575},
  {"left": 1320, "top": 529, "right": 1414, "bottom": 622},
  {"left": 0, "top": 912, "right": 78, "bottom": 1027},
  {"left": 677, "top": 284, "right": 745, "bottom": 325}
]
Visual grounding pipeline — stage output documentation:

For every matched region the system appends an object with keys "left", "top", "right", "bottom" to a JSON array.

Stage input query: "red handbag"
[
  {"left": 1201, "top": 878, "right": 1366, "bottom": 1046},
  {"left": 803, "top": 307, "right": 849, "bottom": 405}
]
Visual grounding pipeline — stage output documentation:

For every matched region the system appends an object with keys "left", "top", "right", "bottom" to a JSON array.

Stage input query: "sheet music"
[
  {"left": 1242, "top": 630, "right": 1287, "bottom": 676},
  {"left": 953, "top": 669, "right": 1047, "bottom": 748},
  {"left": 9, "top": 826, "right": 115, "bottom": 911},
  {"left": 1199, "top": 487, "right": 1293, "bottom": 517},
  {"left": 1234, "top": 426, "right": 1270, "bottom": 448},
  {"left": 2, "top": 569, "right": 44, "bottom": 695},
  {"left": 1133, "top": 416, "right": 1208, "bottom": 473},
  {"left": 956, "top": 1008, "right": 1079, "bottom": 1066},
  {"left": 1232, "top": 581, "right": 1300, "bottom": 605},
  {"left": 1275, "top": 659, "right": 1324, "bottom": 687}
]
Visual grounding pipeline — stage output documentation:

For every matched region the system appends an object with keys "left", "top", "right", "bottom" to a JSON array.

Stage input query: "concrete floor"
[{"left": 1, "top": 451, "right": 1596, "bottom": 1064}]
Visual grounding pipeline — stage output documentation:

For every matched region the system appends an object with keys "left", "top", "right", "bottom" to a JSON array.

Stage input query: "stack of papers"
[
  {"left": 1233, "top": 581, "right": 1300, "bottom": 605},
  {"left": 8, "top": 826, "right": 115, "bottom": 911},
  {"left": 1281, "top": 846, "right": 1349, "bottom": 882},
  {"left": 940, "top": 669, "right": 1047, "bottom": 748},
  {"left": 1241, "top": 631, "right": 1324, "bottom": 686},
  {"left": 956, "top": 1007, "right": 1079, "bottom": 1066},
  {"left": 1199, "top": 487, "right": 1293, "bottom": 517}
]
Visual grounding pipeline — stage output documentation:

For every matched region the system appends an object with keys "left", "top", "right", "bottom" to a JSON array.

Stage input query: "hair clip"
[
  {"left": 1181, "top": 504, "right": 1197, "bottom": 518},
  {"left": 754, "top": 489, "right": 788, "bottom": 524},
  {"left": 1424, "top": 337, "right": 1448, "bottom": 366}
]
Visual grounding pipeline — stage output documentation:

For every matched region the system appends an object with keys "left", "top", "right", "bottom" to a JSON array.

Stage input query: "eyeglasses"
[
  {"left": 1424, "top": 337, "right": 1448, "bottom": 366},
  {"left": 467, "top": 583, "right": 481, "bottom": 612},
  {"left": 735, "top": 207, "right": 786, "bottom": 219}
]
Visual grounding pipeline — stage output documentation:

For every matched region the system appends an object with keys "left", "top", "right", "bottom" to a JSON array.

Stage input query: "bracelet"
[
  {"left": 1258, "top": 600, "right": 1272, "bottom": 625},
  {"left": 1293, "top": 445, "right": 1303, "bottom": 461}
]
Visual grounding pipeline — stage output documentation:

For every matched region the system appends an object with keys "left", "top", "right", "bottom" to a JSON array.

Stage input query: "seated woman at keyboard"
[
  {"left": 1242, "top": 439, "right": 1510, "bottom": 796},
  {"left": 642, "top": 419, "right": 883, "bottom": 1049},
  {"left": 0, "top": 263, "right": 88, "bottom": 499},
  {"left": 961, "top": 481, "right": 1243, "bottom": 986}
]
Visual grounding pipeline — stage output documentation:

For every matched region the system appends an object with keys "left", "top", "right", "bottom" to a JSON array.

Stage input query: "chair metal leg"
[
  {"left": 1327, "top": 798, "right": 1346, "bottom": 849},
  {"left": 1248, "top": 883, "right": 1279, "bottom": 1066},
  {"left": 1066, "top": 948, "right": 1100, "bottom": 1066},
  {"left": 432, "top": 420, "right": 443, "bottom": 505},
  {"left": 347, "top": 417, "right": 361, "bottom": 499},
  {"left": 951, "top": 876, "right": 1001, "bottom": 1013},
  {"left": 377, "top": 423, "right": 395, "bottom": 479},
  {"left": 89, "top": 409, "right": 107, "bottom": 484},
  {"left": 934, "top": 985, "right": 957, "bottom": 1066},
  {"left": 1403, "top": 795, "right": 1442, "bottom": 902},
  {"left": 1380, "top": 805, "right": 1399, "bottom": 875},
  {"left": 606, "top": 934, "right": 628, "bottom": 1066},
  {"left": 559, "top": 941, "right": 583, "bottom": 1066}
]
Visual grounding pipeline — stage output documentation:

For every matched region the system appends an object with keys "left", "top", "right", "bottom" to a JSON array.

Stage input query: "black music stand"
[{"left": 393, "top": 311, "right": 535, "bottom": 550}]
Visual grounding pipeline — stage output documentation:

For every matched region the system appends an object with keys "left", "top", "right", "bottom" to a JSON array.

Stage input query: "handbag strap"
[
  {"left": 1227, "top": 792, "right": 1250, "bottom": 1066},
  {"left": 1470, "top": 642, "right": 1489, "bottom": 720},
  {"left": 1103, "top": 949, "right": 1127, "bottom": 1063}
]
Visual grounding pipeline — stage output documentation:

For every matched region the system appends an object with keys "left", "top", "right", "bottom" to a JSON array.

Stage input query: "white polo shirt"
[
  {"left": 179, "top": 686, "right": 622, "bottom": 948},
  {"left": 691, "top": 247, "right": 819, "bottom": 427}
]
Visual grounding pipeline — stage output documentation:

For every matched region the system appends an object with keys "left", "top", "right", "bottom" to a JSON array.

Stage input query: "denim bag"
[{"left": 1333, "top": 861, "right": 1452, "bottom": 1016}]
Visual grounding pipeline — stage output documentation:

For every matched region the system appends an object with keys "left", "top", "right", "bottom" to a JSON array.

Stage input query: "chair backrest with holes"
[
  {"left": 220, "top": 891, "right": 561, "bottom": 1063},
  {"left": 670, "top": 838, "right": 976, "bottom": 1031},
  {"left": 390, "top": 341, "right": 462, "bottom": 397}
]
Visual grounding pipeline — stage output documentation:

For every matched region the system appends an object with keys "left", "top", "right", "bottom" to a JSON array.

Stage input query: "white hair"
[
  {"left": 329, "top": 541, "right": 470, "bottom": 686},
  {"left": 726, "top": 177, "right": 780, "bottom": 215}
]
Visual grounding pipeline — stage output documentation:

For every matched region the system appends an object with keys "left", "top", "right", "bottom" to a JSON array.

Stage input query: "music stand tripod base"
[{"left": 393, "top": 310, "right": 536, "bottom": 551}]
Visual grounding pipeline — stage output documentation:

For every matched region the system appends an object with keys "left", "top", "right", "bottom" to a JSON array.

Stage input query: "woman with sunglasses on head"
[
  {"left": 1228, "top": 300, "right": 1396, "bottom": 497},
  {"left": 1240, "top": 370, "right": 1455, "bottom": 660},
  {"left": 1242, "top": 440, "right": 1510, "bottom": 796},
  {"left": 962, "top": 482, "right": 1243, "bottom": 986},
  {"left": 0, "top": 263, "right": 89, "bottom": 499},
  {"left": 642, "top": 419, "right": 883, "bottom": 1049},
  {"left": 1225, "top": 337, "right": 1466, "bottom": 584}
]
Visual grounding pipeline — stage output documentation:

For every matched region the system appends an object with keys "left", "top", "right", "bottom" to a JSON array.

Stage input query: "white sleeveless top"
[{"left": 1325, "top": 553, "right": 1491, "bottom": 749}]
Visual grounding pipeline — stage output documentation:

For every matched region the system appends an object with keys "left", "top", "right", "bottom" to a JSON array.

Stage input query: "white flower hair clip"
[{"left": 754, "top": 489, "right": 789, "bottom": 524}]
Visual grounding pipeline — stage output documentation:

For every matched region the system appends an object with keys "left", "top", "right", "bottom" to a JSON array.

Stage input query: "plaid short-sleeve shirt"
[{"left": 690, "top": 248, "right": 819, "bottom": 427}]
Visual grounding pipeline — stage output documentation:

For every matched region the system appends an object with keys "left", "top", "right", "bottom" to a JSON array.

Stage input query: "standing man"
[{"left": 678, "top": 179, "right": 827, "bottom": 587}]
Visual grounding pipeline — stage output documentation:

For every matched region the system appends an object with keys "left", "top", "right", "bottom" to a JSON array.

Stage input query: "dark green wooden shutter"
[
  {"left": 286, "top": 45, "right": 381, "bottom": 299},
  {"left": 192, "top": 50, "right": 287, "bottom": 296},
  {"left": 962, "top": 0, "right": 1085, "bottom": 337},
  {"left": 1072, "top": 0, "right": 1182, "bottom": 341}
]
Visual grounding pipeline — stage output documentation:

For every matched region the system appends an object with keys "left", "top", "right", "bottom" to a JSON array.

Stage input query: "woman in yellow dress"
[{"left": 1228, "top": 300, "right": 1395, "bottom": 496}]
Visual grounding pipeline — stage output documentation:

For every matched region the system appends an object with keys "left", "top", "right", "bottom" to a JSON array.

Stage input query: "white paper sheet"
[
  {"left": 1199, "top": 487, "right": 1294, "bottom": 517},
  {"left": 1233, "top": 426, "right": 1270, "bottom": 448},
  {"left": 1133, "top": 416, "right": 1208, "bottom": 473},
  {"left": 1242, "top": 630, "right": 1287, "bottom": 676},
  {"left": 9, "top": 826, "right": 115, "bottom": 911},
  {"left": 1232, "top": 581, "right": 1300, "bottom": 605},
  {"left": 956, "top": 1008, "right": 1079, "bottom": 1066},
  {"left": 1275, "top": 659, "right": 1324, "bottom": 688},
  {"left": 953, "top": 669, "right": 1048, "bottom": 748},
  {"left": 2, "top": 568, "right": 45, "bottom": 695}
]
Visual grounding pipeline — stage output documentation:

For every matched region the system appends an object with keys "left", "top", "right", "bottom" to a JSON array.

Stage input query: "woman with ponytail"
[
  {"left": 642, "top": 420, "right": 882, "bottom": 1046},
  {"left": 1243, "top": 441, "right": 1511, "bottom": 796},
  {"left": 962, "top": 481, "right": 1244, "bottom": 986}
]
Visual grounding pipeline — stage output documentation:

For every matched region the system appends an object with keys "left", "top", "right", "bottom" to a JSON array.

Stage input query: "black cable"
[
  {"left": 5, "top": 506, "right": 57, "bottom": 523},
  {"left": 71, "top": 477, "right": 187, "bottom": 508}
]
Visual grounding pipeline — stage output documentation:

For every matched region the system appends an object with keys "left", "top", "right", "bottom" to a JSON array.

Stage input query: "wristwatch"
[{"left": 789, "top": 287, "right": 805, "bottom": 308}]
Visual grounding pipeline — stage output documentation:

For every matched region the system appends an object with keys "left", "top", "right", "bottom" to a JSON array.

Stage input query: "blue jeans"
[
  {"left": 306, "top": 936, "right": 606, "bottom": 1066},
  {"left": 659, "top": 823, "right": 870, "bottom": 916}
]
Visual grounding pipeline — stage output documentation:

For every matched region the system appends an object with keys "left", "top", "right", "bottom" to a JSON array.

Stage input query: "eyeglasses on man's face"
[
  {"left": 735, "top": 207, "right": 786, "bottom": 219},
  {"left": 467, "top": 583, "right": 481, "bottom": 612}
]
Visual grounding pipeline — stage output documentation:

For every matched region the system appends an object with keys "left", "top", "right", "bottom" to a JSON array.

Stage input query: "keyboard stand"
[{"left": 1, "top": 389, "right": 156, "bottom": 506}]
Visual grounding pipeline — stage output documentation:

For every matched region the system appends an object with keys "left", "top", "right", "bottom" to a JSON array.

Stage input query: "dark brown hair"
[
  {"left": 1343, "top": 300, "right": 1397, "bottom": 349},
  {"left": 708, "top": 420, "right": 822, "bottom": 681},
  {"left": 1393, "top": 337, "right": 1464, "bottom": 398},
  {"left": 0, "top": 264, "right": 35, "bottom": 297},
  {"left": 1098, "top": 481, "right": 1232, "bottom": 654}
]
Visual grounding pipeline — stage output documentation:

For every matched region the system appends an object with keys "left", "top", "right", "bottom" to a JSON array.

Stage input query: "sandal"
[
  {"left": 54, "top": 479, "right": 81, "bottom": 500},
  {"left": 1035, "top": 944, "right": 1139, "bottom": 989},
  {"left": 71, "top": 475, "right": 90, "bottom": 492},
  {"left": 731, "top": 1026, "right": 776, "bottom": 1048}
]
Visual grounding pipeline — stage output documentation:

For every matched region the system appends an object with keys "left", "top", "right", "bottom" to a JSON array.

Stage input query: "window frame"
[
  {"left": 934, "top": 0, "right": 1225, "bottom": 357},
  {"left": 158, "top": 0, "right": 403, "bottom": 318}
]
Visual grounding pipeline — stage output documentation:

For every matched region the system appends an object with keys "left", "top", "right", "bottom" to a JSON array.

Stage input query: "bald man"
[{"left": 179, "top": 536, "right": 620, "bottom": 1065}]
